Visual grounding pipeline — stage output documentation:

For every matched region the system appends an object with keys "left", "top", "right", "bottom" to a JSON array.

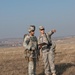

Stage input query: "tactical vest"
[
  {"left": 24, "top": 35, "right": 38, "bottom": 60},
  {"left": 29, "top": 36, "right": 38, "bottom": 50},
  {"left": 38, "top": 33, "right": 52, "bottom": 46}
]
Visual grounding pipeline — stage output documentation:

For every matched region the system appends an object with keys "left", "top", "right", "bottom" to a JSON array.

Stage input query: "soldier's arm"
[
  {"left": 23, "top": 36, "right": 31, "bottom": 50},
  {"left": 48, "top": 29, "right": 56, "bottom": 36}
]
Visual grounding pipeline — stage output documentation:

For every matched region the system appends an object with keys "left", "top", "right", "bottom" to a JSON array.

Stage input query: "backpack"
[
  {"left": 23, "top": 34, "right": 29, "bottom": 61},
  {"left": 23, "top": 34, "right": 28, "bottom": 41}
]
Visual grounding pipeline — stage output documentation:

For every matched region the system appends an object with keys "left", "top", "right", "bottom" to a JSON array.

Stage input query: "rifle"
[{"left": 38, "top": 42, "right": 48, "bottom": 49}]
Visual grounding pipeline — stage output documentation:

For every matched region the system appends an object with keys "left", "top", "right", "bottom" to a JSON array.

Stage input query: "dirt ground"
[{"left": 0, "top": 38, "right": 75, "bottom": 75}]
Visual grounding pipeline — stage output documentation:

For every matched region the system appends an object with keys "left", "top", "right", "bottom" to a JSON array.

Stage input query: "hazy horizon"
[{"left": 0, "top": 0, "right": 75, "bottom": 39}]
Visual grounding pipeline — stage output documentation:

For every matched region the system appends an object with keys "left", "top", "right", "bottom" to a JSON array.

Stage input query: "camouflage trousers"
[
  {"left": 24, "top": 50, "right": 37, "bottom": 75},
  {"left": 42, "top": 43, "right": 56, "bottom": 75},
  {"left": 28, "top": 57, "right": 36, "bottom": 75},
  {"left": 42, "top": 50, "right": 56, "bottom": 75}
]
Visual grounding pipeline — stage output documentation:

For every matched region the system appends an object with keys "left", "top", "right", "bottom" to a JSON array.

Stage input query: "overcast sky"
[{"left": 0, "top": 0, "right": 75, "bottom": 39}]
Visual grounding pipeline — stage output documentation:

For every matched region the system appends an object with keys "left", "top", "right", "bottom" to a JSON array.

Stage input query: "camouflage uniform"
[
  {"left": 38, "top": 26, "right": 56, "bottom": 75},
  {"left": 23, "top": 26, "right": 38, "bottom": 75}
]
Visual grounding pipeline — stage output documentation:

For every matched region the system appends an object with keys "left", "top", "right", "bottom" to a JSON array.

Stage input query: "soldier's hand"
[
  {"left": 51, "top": 29, "right": 56, "bottom": 33},
  {"left": 39, "top": 45, "right": 42, "bottom": 49}
]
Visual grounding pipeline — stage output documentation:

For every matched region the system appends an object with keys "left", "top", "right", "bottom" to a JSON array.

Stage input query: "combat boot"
[
  {"left": 52, "top": 73, "right": 56, "bottom": 75},
  {"left": 46, "top": 74, "right": 50, "bottom": 75},
  {"left": 45, "top": 73, "right": 51, "bottom": 75}
]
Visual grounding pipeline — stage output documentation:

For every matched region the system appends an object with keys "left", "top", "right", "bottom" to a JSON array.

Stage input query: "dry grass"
[{"left": 0, "top": 38, "right": 75, "bottom": 75}]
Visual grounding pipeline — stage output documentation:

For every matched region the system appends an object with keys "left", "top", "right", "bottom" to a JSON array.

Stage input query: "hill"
[{"left": 0, "top": 37, "right": 75, "bottom": 75}]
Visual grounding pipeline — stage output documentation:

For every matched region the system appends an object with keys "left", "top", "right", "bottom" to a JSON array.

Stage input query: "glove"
[
  {"left": 51, "top": 29, "right": 56, "bottom": 33},
  {"left": 39, "top": 45, "right": 42, "bottom": 49}
]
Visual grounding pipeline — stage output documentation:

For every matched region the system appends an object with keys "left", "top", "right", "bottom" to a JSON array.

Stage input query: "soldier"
[
  {"left": 23, "top": 25, "right": 36, "bottom": 60},
  {"left": 23, "top": 26, "right": 38, "bottom": 75},
  {"left": 38, "top": 26, "right": 56, "bottom": 75}
]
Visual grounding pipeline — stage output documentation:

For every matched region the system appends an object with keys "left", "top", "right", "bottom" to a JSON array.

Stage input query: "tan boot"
[
  {"left": 45, "top": 73, "right": 51, "bottom": 75},
  {"left": 52, "top": 73, "right": 56, "bottom": 75}
]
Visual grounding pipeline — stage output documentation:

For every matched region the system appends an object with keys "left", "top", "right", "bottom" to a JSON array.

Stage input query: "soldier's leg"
[
  {"left": 48, "top": 50, "right": 56, "bottom": 75},
  {"left": 42, "top": 51, "right": 50, "bottom": 75},
  {"left": 49, "top": 42, "right": 56, "bottom": 63},
  {"left": 33, "top": 58, "right": 36, "bottom": 75},
  {"left": 28, "top": 58, "right": 34, "bottom": 75},
  {"left": 50, "top": 42, "right": 56, "bottom": 75}
]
